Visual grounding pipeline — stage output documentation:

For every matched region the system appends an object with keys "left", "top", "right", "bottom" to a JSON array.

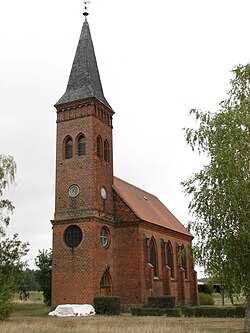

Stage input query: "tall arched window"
[
  {"left": 97, "top": 135, "right": 103, "bottom": 158},
  {"left": 181, "top": 244, "right": 188, "bottom": 279},
  {"left": 104, "top": 140, "right": 110, "bottom": 162},
  {"left": 65, "top": 136, "right": 73, "bottom": 159},
  {"left": 77, "top": 134, "right": 86, "bottom": 156},
  {"left": 149, "top": 237, "right": 158, "bottom": 277},
  {"left": 166, "top": 241, "right": 174, "bottom": 278}
]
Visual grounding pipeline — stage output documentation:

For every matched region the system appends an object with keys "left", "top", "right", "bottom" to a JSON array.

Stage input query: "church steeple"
[{"left": 55, "top": 18, "right": 111, "bottom": 109}]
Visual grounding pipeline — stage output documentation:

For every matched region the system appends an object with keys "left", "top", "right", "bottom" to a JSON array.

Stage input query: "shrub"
[
  {"left": 131, "top": 307, "right": 181, "bottom": 317},
  {"left": 182, "top": 306, "right": 195, "bottom": 317},
  {"left": 131, "top": 308, "right": 165, "bottom": 316},
  {"left": 198, "top": 292, "right": 215, "bottom": 305},
  {"left": 165, "top": 308, "right": 181, "bottom": 317},
  {"left": 147, "top": 296, "right": 175, "bottom": 309},
  {"left": 182, "top": 306, "right": 245, "bottom": 318},
  {"left": 0, "top": 299, "right": 13, "bottom": 321},
  {"left": 93, "top": 296, "right": 121, "bottom": 315}
]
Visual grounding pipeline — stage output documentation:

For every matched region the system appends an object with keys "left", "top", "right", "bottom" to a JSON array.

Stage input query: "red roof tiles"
[{"left": 113, "top": 177, "right": 192, "bottom": 238}]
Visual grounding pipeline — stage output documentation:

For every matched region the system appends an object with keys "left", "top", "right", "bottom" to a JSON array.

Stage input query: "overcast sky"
[{"left": 1, "top": 0, "right": 249, "bottom": 275}]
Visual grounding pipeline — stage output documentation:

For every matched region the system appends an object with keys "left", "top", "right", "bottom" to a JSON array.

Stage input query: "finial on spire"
[{"left": 83, "top": 0, "right": 90, "bottom": 17}]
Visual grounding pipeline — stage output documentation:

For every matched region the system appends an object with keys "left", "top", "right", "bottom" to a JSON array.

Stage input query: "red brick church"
[{"left": 51, "top": 13, "right": 198, "bottom": 308}]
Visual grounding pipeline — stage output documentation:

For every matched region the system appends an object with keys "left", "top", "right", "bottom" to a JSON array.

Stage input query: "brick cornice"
[
  {"left": 52, "top": 208, "right": 114, "bottom": 225},
  {"left": 140, "top": 220, "right": 193, "bottom": 242},
  {"left": 55, "top": 98, "right": 114, "bottom": 128}
]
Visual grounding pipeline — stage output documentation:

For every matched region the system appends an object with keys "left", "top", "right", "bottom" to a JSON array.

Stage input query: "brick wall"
[
  {"left": 55, "top": 100, "right": 114, "bottom": 220},
  {"left": 52, "top": 98, "right": 197, "bottom": 308},
  {"left": 51, "top": 219, "right": 116, "bottom": 306},
  {"left": 112, "top": 193, "right": 198, "bottom": 306}
]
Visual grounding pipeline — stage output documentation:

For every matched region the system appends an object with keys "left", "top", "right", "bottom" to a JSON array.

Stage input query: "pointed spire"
[{"left": 55, "top": 19, "right": 112, "bottom": 109}]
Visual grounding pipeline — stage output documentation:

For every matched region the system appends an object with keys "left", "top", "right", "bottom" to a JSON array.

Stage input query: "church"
[{"left": 51, "top": 11, "right": 198, "bottom": 309}]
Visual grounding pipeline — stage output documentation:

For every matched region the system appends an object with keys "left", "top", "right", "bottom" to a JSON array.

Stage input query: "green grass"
[
  {"left": 13, "top": 291, "right": 43, "bottom": 303},
  {"left": 212, "top": 293, "right": 246, "bottom": 306},
  {"left": 12, "top": 303, "right": 51, "bottom": 317}
]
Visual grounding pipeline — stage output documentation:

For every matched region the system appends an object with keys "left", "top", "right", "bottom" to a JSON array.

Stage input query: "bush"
[
  {"left": 165, "top": 308, "right": 181, "bottom": 317},
  {"left": 182, "top": 306, "right": 245, "bottom": 318},
  {"left": 198, "top": 293, "right": 215, "bottom": 305},
  {"left": 0, "top": 299, "right": 13, "bottom": 321},
  {"left": 147, "top": 296, "right": 175, "bottom": 309},
  {"left": 131, "top": 308, "right": 165, "bottom": 316},
  {"left": 93, "top": 296, "right": 121, "bottom": 315},
  {"left": 0, "top": 276, "right": 14, "bottom": 320},
  {"left": 131, "top": 307, "right": 181, "bottom": 317}
]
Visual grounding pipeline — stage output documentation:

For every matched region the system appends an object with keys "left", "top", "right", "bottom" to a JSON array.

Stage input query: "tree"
[
  {"left": 181, "top": 64, "right": 250, "bottom": 332},
  {"left": 0, "top": 155, "right": 29, "bottom": 320},
  {"left": 21, "top": 268, "right": 40, "bottom": 292},
  {"left": 0, "top": 155, "right": 16, "bottom": 234},
  {"left": 35, "top": 249, "right": 52, "bottom": 306}
]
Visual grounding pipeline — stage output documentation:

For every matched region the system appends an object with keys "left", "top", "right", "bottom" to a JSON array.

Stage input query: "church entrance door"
[{"left": 100, "top": 272, "right": 112, "bottom": 296}]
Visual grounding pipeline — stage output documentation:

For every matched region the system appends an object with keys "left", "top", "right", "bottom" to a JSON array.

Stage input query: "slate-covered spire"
[{"left": 55, "top": 18, "right": 111, "bottom": 109}]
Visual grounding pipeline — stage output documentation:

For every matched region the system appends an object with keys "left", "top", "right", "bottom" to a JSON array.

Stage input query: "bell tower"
[{"left": 51, "top": 14, "right": 115, "bottom": 306}]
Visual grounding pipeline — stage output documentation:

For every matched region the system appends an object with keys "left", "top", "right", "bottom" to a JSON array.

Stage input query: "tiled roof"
[
  {"left": 55, "top": 19, "right": 112, "bottom": 109},
  {"left": 113, "top": 177, "right": 192, "bottom": 238}
]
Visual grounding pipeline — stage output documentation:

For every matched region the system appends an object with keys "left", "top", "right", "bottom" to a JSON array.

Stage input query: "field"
[
  {"left": 0, "top": 314, "right": 245, "bottom": 333},
  {"left": 0, "top": 304, "right": 244, "bottom": 333},
  {"left": 0, "top": 293, "right": 245, "bottom": 333}
]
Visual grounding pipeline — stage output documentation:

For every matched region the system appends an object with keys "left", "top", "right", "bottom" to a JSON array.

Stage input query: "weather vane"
[{"left": 83, "top": 0, "right": 91, "bottom": 17}]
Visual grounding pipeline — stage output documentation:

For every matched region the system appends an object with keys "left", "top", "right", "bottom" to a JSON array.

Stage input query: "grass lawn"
[
  {"left": 2, "top": 293, "right": 245, "bottom": 333},
  {"left": 0, "top": 303, "right": 244, "bottom": 333}
]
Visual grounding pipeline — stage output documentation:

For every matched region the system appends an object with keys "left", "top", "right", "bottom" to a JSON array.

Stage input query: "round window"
[
  {"left": 100, "top": 226, "right": 110, "bottom": 248},
  {"left": 64, "top": 225, "right": 83, "bottom": 248}
]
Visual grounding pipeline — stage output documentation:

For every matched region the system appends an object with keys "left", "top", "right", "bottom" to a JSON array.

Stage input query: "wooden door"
[{"left": 100, "top": 272, "right": 112, "bottom": 295}]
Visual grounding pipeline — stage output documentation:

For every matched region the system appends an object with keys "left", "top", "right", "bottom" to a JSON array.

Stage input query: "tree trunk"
[
  {"left": 221, "top": 288, "right": 225, "bottom": 306},
  {"left": 244, "top": 295, "right": 250, "bottom": 333}
]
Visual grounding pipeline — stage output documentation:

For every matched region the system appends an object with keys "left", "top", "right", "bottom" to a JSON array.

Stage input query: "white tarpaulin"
[{"left": 48, "top": 304, "right": 95, "bottom": 317}]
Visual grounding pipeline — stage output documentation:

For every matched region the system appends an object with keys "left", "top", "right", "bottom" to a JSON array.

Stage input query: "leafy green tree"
[
  {"left": 35, "top": 249, "right": 52, "bottom": 306},
  {"left": 0, "top": 155, "right": 29, "bottom": 320},
  {"left": 181, "top": 64, "right": 250, "bottom": 332},
  {"left": 21, "top": 268, "right": 40, "bottom": 292}
]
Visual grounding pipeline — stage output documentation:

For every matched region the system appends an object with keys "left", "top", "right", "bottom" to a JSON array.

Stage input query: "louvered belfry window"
[
  {"left": 65, "top": 137, "right": 73, "bottom": 159},
  {"left": 78, "top": 134, "right": 86, "bottom": 156},
  {"left": 97, "top": 135, "right": 103, "bottom": 158},
  {"left": 104, "top": 140, "right": 110, "bottom": 162}
]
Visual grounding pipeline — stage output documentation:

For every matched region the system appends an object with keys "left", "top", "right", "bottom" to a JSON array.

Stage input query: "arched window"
[
  {"left": 149, "top": 237, "right": 158, "bottom": 277},
  {"left": 100, "top": 272, "right": 112, "bottom": 296},
  {"left": 104, "top": 140, "right": 110, "bottom": 162},
  {"left": 181, "top": 245, "right": 188, "bottom": 279},
  {"left": 166, "top": 241, "right": 174, "bottom": 278},
  {"left": 97, "top": 135, "right": 103, "bottom": 158},
  {"left": 65, "top": 136, "right": 73, "bottom": 159},
  {"left": 77, "top": 134, "right": 86, "bottom": 156}
]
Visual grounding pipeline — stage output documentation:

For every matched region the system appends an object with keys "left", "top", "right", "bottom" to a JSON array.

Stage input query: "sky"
[{"left": 1, "top": 0, "right": 249, "bottom": 275}]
